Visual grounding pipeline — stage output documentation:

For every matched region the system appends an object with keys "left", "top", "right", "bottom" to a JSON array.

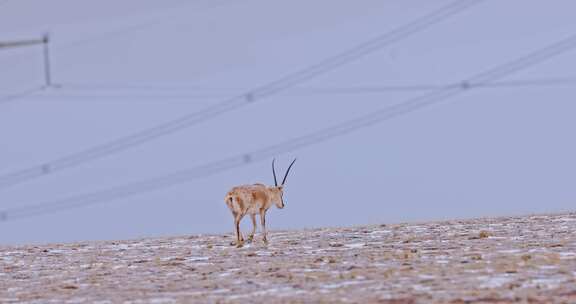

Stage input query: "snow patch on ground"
[
  {"left": 477, "top": 275, "right": 514, "bottom": 288},
  {"left": 345, "top": 243, "right": 365, "bottom": 249}
]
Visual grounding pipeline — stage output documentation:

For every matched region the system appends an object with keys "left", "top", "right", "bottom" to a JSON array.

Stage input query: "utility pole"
[{"left": 42, "top": 33, "right": 52, "bottom": 88}]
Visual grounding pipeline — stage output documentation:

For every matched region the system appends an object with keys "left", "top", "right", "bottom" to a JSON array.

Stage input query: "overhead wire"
[
  {"left": 54, "top": 77, "right": 576, "bottom": 92},
  {"left": 0, "top": 0, "right": 486, "bottom": 190},
  {"left": 2, "top": 32, "right": 576, "bottom": 221},
  {"left": 4, "top": 77, "right": 576, "bottom": 101},
  {"left": 0, "top": 38, "right": 44, "bottom": 50},
  {"left": 0, "top": 86, "right": 46, "bottom": 105}
]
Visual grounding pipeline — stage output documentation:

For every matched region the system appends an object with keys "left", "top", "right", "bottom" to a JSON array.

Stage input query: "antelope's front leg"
[
  {"left": 259, "top": 209, "right": 268, "bottom": 244},
  {"left": 248, "top": 214, "right": 257, "bottom": 242}
]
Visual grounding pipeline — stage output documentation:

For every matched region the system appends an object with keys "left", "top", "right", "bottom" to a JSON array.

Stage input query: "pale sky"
[{"left": 1, "top": 0, "right": 575, "bottom": 244}]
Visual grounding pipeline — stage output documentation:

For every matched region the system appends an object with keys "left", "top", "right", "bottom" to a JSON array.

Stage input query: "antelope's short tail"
[{"left": 225, "top": 195, "right": 234, "bottom": 208}]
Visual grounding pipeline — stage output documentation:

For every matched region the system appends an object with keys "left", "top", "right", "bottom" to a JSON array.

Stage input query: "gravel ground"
[{"left": 1, "top": 213, "right": 576, "bottom": 303}]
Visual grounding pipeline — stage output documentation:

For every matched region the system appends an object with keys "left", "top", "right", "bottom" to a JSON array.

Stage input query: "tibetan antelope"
[{"left": 225, "top": 158, "right": 296, "bottom": 247}]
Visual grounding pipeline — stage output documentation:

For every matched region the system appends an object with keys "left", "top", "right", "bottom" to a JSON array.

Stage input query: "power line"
[
  {"left": 0, "top": 86, "right": 46, "bottom": 105},
  {"left": 0, "top": 38, "right": 44, "bottom": 50},
  {"left": 0, "top": 0, "right": 485, "bottom": 190},
  {"left": 56, "top": 82, "right": 241, "bottom": 91},
  {"left": 55, "top": 77, "right": 576, "bottom": 92},
  {"left": 4, "top": 77, "right": 575, "bottom": 101},
  {"left": 2, "top": 33, "right": 576, "bottom": 221}
]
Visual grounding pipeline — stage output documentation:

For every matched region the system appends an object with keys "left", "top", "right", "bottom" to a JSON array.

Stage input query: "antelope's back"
[{"left": 225, "top": 184, "right": 269, "bottom": 213}]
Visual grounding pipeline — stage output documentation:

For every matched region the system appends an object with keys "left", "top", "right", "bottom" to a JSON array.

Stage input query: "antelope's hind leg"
[
  {"left": 231, "top": 212, "right": 245, "bottom": 248},
  {"left": 247, "top": 214, "right": 257, "bottom": 242}
]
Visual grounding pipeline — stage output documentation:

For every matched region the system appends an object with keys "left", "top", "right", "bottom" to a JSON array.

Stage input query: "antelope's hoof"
[
  {"left": 263, "top": 238, "right": 268, "bottom": 245},
  {"left": 236, "top": 242, "right": 244, "bottom": 248}
]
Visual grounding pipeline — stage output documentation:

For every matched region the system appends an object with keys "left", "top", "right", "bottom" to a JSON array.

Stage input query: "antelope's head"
[{"left": 271, "top": 158, "right": 297, "bottom": 209}]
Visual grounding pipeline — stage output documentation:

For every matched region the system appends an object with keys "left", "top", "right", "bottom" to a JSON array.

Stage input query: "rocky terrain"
[{"left": 1, "top": 213, "right": 576, "bottom": 303}]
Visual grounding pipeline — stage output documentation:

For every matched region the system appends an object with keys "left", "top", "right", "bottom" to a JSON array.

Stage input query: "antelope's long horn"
[
  {"left": 272, "top": 158, "right": 278, "bottom": 186},
  {"left": 281, "top": 158, "right": 297, "bottom": 185}
]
